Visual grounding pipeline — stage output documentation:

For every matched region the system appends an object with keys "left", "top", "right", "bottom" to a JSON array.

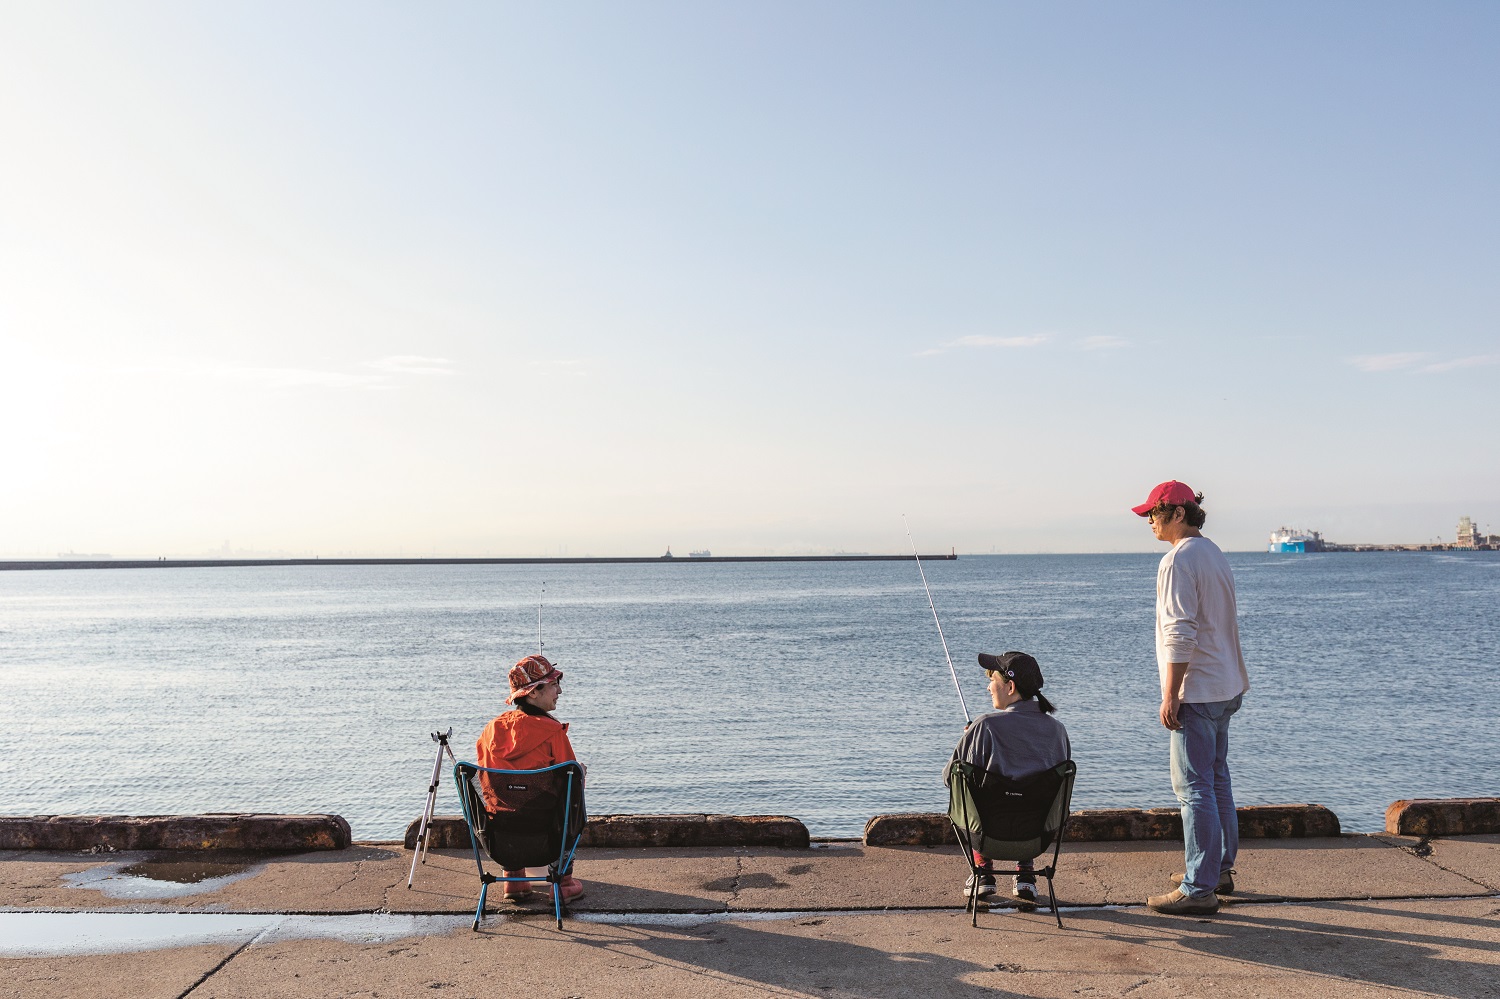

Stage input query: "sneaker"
[
  {"left": 1173, "top": 869, "right": 1235, "bottom": 894},
  {"left": 1012, "top": 881, "right": 1039, "bottom": 911},
  {"left": 964, "top": 872, "right": 998, "bottom": 900},
  {"left": 1147, "top": 888, "right": 1220, "bottom": 915}
]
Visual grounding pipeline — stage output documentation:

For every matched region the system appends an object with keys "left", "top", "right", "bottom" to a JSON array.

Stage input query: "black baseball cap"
[{"left": 977, "top": 650, "right": 1044, "bottom": 697}]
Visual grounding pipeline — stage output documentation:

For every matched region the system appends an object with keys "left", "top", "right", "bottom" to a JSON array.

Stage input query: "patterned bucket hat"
[{"left": 506, "top": 654, "right": 564, "bottom": 704}]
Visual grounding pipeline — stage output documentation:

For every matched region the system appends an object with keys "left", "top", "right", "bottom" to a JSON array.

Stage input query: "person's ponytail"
[{"left": 1034, "top": 691, "right": 1057, "bottom": 714}]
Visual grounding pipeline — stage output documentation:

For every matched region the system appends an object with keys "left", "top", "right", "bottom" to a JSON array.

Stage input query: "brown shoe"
[
  {"left": 1147, "top": 888, "right": 1220, "bottom": 915},
  {"left": 1173, "top": 869, "right": 1235, "bottom": 893}
]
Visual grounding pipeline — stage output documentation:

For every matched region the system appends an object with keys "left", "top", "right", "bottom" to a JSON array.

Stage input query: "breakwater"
[{"left": 0, "top": 554, "right": 957, "bottom": 571}]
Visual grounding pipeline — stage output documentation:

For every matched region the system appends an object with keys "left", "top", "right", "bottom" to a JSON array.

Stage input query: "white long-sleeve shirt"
[{"left": 1156, "top": 535, "right": 1250, "bottom": 703}]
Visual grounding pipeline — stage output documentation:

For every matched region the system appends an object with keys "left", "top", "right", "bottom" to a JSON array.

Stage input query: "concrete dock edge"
[
  {"left": 0, "top": 814, "right": 352, "bottom": 852},
  {"left": 402, "top": 813, "right": 812, "bottom": 850},
  {"left": 1386, "top": 797, "right": 1500, "bottom": 836},
  {"left": 20, "top": 799, "right": 1500, "bottom": 852},
  {"left": 863, "top": 803, "right": 1342, "bottom": 846}
]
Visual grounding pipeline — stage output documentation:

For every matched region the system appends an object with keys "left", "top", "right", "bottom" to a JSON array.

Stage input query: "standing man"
[{"left": 1133, "top": 480, "right": 1250, "bottom": 915}]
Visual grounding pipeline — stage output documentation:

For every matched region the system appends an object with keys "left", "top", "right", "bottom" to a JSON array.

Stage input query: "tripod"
[{"left": 407, "top": 727, "right": 459, "bottom": 889}]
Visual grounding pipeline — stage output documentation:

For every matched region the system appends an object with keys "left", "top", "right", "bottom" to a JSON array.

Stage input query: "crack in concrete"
[
  {"left": 1390, "top": 834, "right": 1500, "bottom": 892},
  {"left": 379, "top": 875, "right": 403, "bottom": 914},
  {"left": 175, "top": 924, "right": 272, "bottom": 998},
  {"left": 330, "top": 857, "right": 365, "bottom": 895},
  {"left": 727, "top": 855, "right": 744, "bottom": 907}
]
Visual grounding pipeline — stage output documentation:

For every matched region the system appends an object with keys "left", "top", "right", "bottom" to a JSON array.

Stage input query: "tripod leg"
[
  {"left": 407, "top": 739, "right": 447, "bottom": 888},
  {"left": 418, "top": 737, "right": 457, "bottom": 868}
]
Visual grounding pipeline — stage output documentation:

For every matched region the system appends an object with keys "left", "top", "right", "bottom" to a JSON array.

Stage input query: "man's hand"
[
  {"left": 1160, "top": 662, "right": 1187, "bottom": 730},
  {"left": 1159, "top": 694, "right": 1182, "bottom": 730}
]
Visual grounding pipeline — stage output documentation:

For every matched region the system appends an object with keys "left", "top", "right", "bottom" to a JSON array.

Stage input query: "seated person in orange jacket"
[{"left": 474, "top": 654, "right": 584, "bottom": 902}]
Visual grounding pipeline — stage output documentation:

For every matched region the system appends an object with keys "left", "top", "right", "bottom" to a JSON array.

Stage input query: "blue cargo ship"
[{"left": 1268, "top": 528, "right": 1326, "bottom": 553}]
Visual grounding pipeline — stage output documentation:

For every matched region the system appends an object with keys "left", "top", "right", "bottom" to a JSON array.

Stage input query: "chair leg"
[
  {"left": 1046, "top": 876, "right": 1062, "bottom": 929},
  {"left": 473, "top": 881, "right": 489, "bottom": 931}
]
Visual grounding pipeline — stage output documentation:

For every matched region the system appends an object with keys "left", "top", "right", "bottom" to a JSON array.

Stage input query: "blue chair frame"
[{"left": 454, "top": 760, "right": 586, "bottom": 930}]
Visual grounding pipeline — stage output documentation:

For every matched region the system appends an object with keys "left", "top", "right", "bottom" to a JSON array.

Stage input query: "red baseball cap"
[{"left": 1132, "top": 480, "right": 1198, "bottom": 517}]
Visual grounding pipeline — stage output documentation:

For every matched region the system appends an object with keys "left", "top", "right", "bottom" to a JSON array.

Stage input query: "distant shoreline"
[{"left": 0, "top": 554, "right": 959, "bottom": 571}]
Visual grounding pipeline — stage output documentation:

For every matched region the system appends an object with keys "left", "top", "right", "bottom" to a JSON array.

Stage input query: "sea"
[{"left": 1, "top": 552, "right": 1496, "bottom": 840}]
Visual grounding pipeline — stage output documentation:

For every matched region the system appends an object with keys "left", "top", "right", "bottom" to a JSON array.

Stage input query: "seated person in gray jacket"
[{"left": 947, "top": 650, "right": 1071, "bottom": 908}]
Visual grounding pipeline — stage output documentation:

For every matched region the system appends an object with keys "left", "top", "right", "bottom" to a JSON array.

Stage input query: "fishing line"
[
  {"left": 903, "top": 516, "right": 970, "bottom": 724},
  {"left": 538, "top": 581, "right": 545, "bottom": 655}
]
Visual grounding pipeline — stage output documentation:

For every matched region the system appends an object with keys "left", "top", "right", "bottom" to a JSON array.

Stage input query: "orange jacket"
[
  {"left": 475, "top": 710, "right": 577, "bottom": 774},
  {"left": 474, "top": 710, "right": 579, "bottom": 812}
]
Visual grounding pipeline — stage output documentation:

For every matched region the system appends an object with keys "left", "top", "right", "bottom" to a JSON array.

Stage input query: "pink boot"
[
  {"left": 502, "top": 870, "right": 539, "bottom": 901},
  {"left": 553, "top": 875, "right": 585, "bottom": 903}
]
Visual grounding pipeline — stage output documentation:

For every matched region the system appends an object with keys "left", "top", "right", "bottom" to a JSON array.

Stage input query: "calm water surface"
[{"left": 1, "top": 553, "right": 1496, "bottom": 838}]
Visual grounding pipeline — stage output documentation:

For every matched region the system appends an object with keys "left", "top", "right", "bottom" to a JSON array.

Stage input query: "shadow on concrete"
[
  {"left": 409, "top": 851, "right": 734, "bottom": 914},
  {"left": 522, "top": 880, "right": 730, "bottom": 915},
  {"left": 542, "top": 919, "right": 1025, "bottom": 999},
  {"left": 276, "top": 846, "right": 398, "bottom": 863},
  {"left": 1099, "top": 901, "right": 1500, "bottom": 998}
]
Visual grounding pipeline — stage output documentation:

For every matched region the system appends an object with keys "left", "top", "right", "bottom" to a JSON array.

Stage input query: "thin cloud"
[
  {"left": 366, "top": 355, "right": 454, "bottom": 375},
  {"left": 948, "top": 334, "right": 1051, "bottom": 349},
  {"left": 1420, "top": 354, "right": 1500, "bottom": 374},
  {"left": 125, "top": 357, "right": 456, "bottom": 390},
  {"left": 1349, "top": 353, "right": 1427, "bottom": 373},
  {"left": 529, "top": 358, "right": 592, "bottom": 376},
  {"left": 249, "top": 367, "right": 387, "bottom": 389},
  {"left": 124, "top": 360, "right": 386, "bottom": 389},
  {"left": 1078, "top": 336, "right": 1130, "bottom": 351}
]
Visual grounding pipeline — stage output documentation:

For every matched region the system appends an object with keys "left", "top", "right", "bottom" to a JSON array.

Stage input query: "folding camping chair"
[
  {"left": 947, "top": 758, "right": 1077, "bottom": 928},
  {"left": 453, "top": 760, "right": 587, "bottom": 930}
]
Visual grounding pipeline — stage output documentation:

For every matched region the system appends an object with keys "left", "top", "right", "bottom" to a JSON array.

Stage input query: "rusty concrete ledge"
[
  {"left": 863, "top": 803, "right": 1341, "bottom": 847},
  {"left": 1387, "top": 798, "right": 1500, "bottom": 836},
  {"left": 403, "top": 813, "right": 811, "bottom": 850},
  {"left": 0, "top": 814, "right": 352, "bottom": 852}
]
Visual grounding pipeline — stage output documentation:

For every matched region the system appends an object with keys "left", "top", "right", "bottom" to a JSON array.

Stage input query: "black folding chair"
[
  {"left": 454, "top": 760, "right": 586, "bottom": 930},
  {"left": 947, "top": 758, "right": 1077, "bottom": 928}
]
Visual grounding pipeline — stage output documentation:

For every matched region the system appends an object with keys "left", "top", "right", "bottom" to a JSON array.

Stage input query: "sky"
[{"left": 2, "top": 2, "right": 1497, "bottom": 557}]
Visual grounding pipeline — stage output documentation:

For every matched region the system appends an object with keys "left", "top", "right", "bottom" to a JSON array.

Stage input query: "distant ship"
[
  {"left": 688, "top": 550, "right": 711, "bottom": 558},
  {"left": 1268, "top": 528, "right": 1325, "bottom": 553}
]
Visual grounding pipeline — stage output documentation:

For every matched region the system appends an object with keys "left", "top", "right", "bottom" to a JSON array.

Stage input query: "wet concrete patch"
[
  {"left": 63, "top": 851, "right": 265, "bottom": 899},
  {"left": 0, "top": 912, "right": 469, "bottom": 956},
  {"left": 118, "top": 851, "right": 260, "bottom": 884}
]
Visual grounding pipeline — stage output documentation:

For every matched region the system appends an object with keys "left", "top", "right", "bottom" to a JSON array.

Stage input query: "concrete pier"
[{"left": 3, "top": 830, "right": 1497, "bottom": 998}]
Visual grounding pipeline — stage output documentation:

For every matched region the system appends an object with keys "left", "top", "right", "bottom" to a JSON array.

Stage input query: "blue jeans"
[{"left": 1170, "top": 694, "right": 1242, "bottom": 898}]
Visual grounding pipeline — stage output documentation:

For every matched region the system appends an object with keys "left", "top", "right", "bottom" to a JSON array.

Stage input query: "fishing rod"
[
  {"left": 904, "top": 515, "right": 970, "bottom": 725},
  {"left": 537, "top": 581, "right": 545, "bottom": 655}
]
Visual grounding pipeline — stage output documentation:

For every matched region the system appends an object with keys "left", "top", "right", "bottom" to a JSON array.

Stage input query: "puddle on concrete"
[
  {"left": 119, "top": 852, "right": 260, "bottom": 884},
  {"left": 63, "top": 852, "right": 265, "bottom": 899},
  {"left": 0, "top": 912, "right": 471, "bottom": 957}
]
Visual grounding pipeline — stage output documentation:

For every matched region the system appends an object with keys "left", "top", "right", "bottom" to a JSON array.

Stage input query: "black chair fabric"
[
  {"left": 453, "top": 761, "right": 586, "bottom": 929},
  {"left": 459, "top": 764, "right": 586, "bottom": 871},
  {"left": 947, "top": 758, "right": 1077, "bottom": 927}
]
